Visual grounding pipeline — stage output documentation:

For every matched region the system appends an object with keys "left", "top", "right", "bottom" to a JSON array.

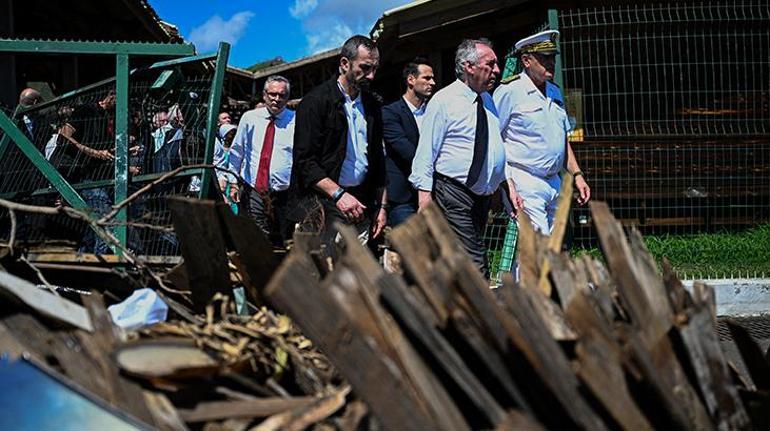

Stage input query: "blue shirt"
[
  {"left": 228, "top": 106, "right": 295, "bottom": 191},
  {"left": 493, "top": 72, "right": 570, "bottom": 179},
  {"left": 410, "top": 79, "right": 507, "bottom": 196},
  {"left": 338, "top": 82, "right": 369, "bottom": 187}
]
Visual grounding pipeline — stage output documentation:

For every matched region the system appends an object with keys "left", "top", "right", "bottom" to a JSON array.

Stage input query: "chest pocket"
[{"left": 515, "top": 103, "right": 544, "bottom": 133}]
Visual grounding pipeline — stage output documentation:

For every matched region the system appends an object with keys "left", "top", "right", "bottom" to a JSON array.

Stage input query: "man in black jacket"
[
  {"left": 382, "top": 58, "right": 435, "bottom": 226},
  {"left": 290, "top": 35, "right": 387, "bottom": 250}
]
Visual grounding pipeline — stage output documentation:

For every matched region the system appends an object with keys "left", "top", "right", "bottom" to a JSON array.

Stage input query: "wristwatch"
[{"left": 331, "top": 187, "right": 346, "bottom": 203}]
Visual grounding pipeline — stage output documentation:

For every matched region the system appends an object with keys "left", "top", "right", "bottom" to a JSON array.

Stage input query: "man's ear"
[
  {"left": 406, "top": 74, "right": 416, "bottom": 88},
  {"left": 520, "top": 54, "right": 531, "bottom": 68},
  {"left": 463, "top": 61, "right": 475, "bottom": 76},
  {"left": 339, "top": 57, "right": 350, "bottom": 73}
]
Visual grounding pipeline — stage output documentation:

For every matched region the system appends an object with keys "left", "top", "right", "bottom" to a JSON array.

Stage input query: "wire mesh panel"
[
  {"left": 0, "top": 60, "right": 220, "bottom": 255},
  {"left": 558, "top": 2, "right": 770, "bottom": 247},
  {"left": 560, "top": 2, "right": 770, "bottom": 138}
]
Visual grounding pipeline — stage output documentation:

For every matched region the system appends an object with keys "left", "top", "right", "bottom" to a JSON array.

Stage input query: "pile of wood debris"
[
  {"left": 1, "top": 194, "right": 769, "bottom": 430},
  {"left": 265, "top": 202, "right": 770, "bottom": 430}
]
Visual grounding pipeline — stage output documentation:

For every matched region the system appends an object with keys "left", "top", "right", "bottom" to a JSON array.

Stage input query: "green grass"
[
  {"left": 572, "top": 224, "right": 770, "bottom": 279},
  {"left": 487, "top": 224, "right": 770, "bottom": 280}
]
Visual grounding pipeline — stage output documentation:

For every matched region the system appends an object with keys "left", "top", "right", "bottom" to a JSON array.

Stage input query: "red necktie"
[{"left": 255, "top": 117, "right": 276, "bottom": 193}]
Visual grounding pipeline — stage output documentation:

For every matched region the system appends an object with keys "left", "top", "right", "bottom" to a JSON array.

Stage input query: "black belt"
[{"left": 435, "top": 172, "right": 483, "bottom": 198}]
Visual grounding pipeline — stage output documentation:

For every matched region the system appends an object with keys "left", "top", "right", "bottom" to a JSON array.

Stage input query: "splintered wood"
[
  {"left": 265, "top": 202, "right": 768, "bottom": 430},
  {"left": 1, "top": 198, "right": 769, "bottom": 430}
]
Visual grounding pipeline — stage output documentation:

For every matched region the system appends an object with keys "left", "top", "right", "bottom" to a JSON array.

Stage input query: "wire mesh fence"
[
  {"left": 483, "top": 2, "right": 770, "bottom": 282},
  {"left": 557, "top": 1, "right": 770, "bottom": 246},
  {"left": 0, "top": 60, "right": 220, "bottom": 255}
]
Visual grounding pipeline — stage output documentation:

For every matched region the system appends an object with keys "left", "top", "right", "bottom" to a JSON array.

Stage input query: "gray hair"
[
  {"left": 263, "top": 75, "right": 291, "bottom": 97},
  {"left": 455, "top": 38, "right": 493, "bottom": 79}
]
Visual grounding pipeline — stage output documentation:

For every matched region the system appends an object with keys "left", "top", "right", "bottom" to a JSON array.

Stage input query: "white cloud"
[
  {"left": 289, "top": 0, "right": 318, "bottom": 19},
  {"left": 188, "top": 11, "right": 255, "bottom": 52},
  {"left": 291, "top": 0, "right": 409, "bottom": 55},
  {"left": 306, "top": 23, "right": 354, "bottom": 54}
]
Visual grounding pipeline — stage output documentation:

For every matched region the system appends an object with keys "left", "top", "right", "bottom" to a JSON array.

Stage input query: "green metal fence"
[{"left": 0, "top": 39, "right": 230, "bottom": 256}]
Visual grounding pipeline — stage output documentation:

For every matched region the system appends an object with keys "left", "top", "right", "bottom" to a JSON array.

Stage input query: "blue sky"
[{"left": 149, "top": 0, "right": 411, "bottom": 68}]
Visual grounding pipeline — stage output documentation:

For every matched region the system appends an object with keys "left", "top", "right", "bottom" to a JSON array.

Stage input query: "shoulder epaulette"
[{"left": 500, "top": 74, "right": 520, "bottom": 84}]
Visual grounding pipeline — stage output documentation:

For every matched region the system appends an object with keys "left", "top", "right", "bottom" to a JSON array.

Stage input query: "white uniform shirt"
[
  {"left": 410, "top": 79, "right": 506, "bottom": 196},
  {"left": 228, "top": 106, "right": 295, "bottom": 192},
  {"left": 493, "top": 72, "right": 570, "bottom": 179},
  {"left": 338, "top": 83, "right": 369, "bottom": 187}
]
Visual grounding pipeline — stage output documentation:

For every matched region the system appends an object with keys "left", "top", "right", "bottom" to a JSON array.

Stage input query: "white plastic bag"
[{"left": 108, "top": 288, "right": 168, "bottom": 330}]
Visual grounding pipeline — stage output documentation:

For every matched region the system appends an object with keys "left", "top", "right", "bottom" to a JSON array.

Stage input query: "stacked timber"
[{"left": 265, "top": 202, "right": 770, "bottom": 430}]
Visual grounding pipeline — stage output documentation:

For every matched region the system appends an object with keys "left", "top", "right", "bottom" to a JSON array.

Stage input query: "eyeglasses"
[{"left": 265, "top": 91, "right": 288, "bottom": 99}]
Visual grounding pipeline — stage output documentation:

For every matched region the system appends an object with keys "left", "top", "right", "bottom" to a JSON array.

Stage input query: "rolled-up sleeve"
[{"left": 409, "top": 99, "right": 447, "bottom": 191}]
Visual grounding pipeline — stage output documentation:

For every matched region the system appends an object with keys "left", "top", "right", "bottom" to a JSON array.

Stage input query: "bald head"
[{"left": 19, "top": 88, "right": 42, "bottom": 107}]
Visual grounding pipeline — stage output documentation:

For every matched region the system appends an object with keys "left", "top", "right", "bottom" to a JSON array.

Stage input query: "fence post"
[
  {"left": 199, "top": 42, "right": 231, "bottom": 199},
  {"left": 0, "top": 111, "right": 88, "bottom": 210},
  {"left": 548, "top": 9, "right": 564, "bottom": 89},
  {"left": 114, "top": 54, "right": 130, "bottom": 253}
]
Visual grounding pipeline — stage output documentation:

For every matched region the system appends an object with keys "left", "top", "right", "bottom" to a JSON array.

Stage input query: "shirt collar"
[
  {"left": 337, "top": 80, "right": 361, "bottom": 105},
  {"left": 521, "top": 72, "right": 546, "bottom": 101},
  {"left": 262, "top": 106, "right": 287, "bottom": 120},
  {"left": 403, "top": 96, "right": 425, "bottom": 115},
  {"left": 454, "top": 79, "right": 480, "bottom": 102}
]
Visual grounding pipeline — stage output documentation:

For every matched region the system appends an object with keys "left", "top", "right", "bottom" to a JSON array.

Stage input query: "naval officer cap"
[{"left": 514, "top": 30, "right": 560, "bottom": 56}]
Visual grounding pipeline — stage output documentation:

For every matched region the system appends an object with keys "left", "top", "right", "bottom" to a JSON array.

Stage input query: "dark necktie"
[
  {"left": 255, "top": 116, "right": 276, "bottom": 193},
  {"left": 467, "top": 94, "right": 488, "bottom": 188}
]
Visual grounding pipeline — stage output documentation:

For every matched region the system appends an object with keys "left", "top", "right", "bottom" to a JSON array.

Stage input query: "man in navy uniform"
[{"left": 493, "top": 30, "right": 590, "bottom": 234}]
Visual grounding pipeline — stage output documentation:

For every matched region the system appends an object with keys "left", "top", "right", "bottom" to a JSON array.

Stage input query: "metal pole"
[
  {"left": 199, "top": 42, "right": 231, "bottom": 199},
  {"left": 548, "top": 9, "right": 564, "bottom": 89},
  {"left": 114, "top": 54, "right": 129, "bottom": 252},
  {"left": 0, "top": 105, "right": 19, "bottom": 163},
  {"left": 0, "top": 110, "right": 88, "bottom": 210}
]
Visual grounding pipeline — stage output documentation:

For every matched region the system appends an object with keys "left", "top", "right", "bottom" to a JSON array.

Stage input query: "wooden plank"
[
  {"left": 536, "top": 171, "right": 573, "bottom": 297},
  {"left": 379, "top": 272, "right": 508, "bottom": 427},
  {"left": 168, "top": 198, "right": 232, "bottom": 310},
  {"left": 499, "top": 285, "right": 609, "bottom": 430},
  {"left": 264, "top": 252, "right": 439, "bottom": 431},
  {"left": 144, "top": 391, "right": 189, "bottom": 431},
  {"left": 388, "top": 205, "right": 452, "bottom": 324},
  {"left": 252, "top": 387, "right": 349, "bottom": 431},
  {"left": 676, "top": 302, "right": 750, "bottom": 429},
  {"left": 217, "top": 203, "right": 278, "bottom": 305},
  {"left": 333, "top": 224, "right": 470, "bottom": 431},
  {"left": 725, "top": 320, "right": 770, "bottom": 390},
  {"left": 589, "top": 202, "right": 668, "bottom": 347},
  {"left": 81, "top": 292, "right": 156, "bottom": 426},
  {"left": 565, "top": 291, "right": 654, "bottom": 431},
  {"left": 0, "top": 270, "right": 92, "bottom": 331},
  {"left": 500, "top": 272, "right": 577, "bottom": 342},
  {"left": 177, "top": 397, "right": 315, "bottom": 422}
]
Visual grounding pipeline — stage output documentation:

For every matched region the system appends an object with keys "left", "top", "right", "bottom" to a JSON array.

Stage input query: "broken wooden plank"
[
  {"left": 178, "top": 397, "right": 316, "bottom": 423},
  {"left": 168, "top": 197, "right": 232, "bottom": 310},
  {"left": 565, "top": 291, "right": 654, "bottom": 431},
  {"left": 0, "top": 270, "right": 92, "bottom": 331},
  {"left": 217, "top": 203, "right": 278, "bottom": 305},
  {"left": 264, "top": 252, "right": 439, "bottom": 431},
  {"left": 725, "top": 320, "right": 770, "bottom": 390},
  {"left": 675, "top": 301, "right": 750, "bottom": 429},
  {"left": 114, "top": 339, "right": 220, "bottom": 379},
  {"left": 536, "top": 171, "right": 573, "bottom": 297}
]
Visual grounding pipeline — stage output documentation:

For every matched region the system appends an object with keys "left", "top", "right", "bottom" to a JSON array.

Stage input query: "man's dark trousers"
[
  {"left": 240, "top": 185, "right": 292, "bottom": 246},
  {"left": 433, "top": 174, "right": 491, "bottom": 279}
]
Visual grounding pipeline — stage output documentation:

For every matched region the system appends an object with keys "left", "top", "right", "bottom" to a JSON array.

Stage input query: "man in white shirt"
[
  {"left": 382, "top": 57, "right": 435, "bottom": 226},
  {"left": 410, "top": 38, "right": 507, "bottom": 278},
  {"left": 493, "top": 30, "right": 590, "bottom": 234},
  {"left": 228, "top": 75, "right": 296, "bottom": 244}
]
